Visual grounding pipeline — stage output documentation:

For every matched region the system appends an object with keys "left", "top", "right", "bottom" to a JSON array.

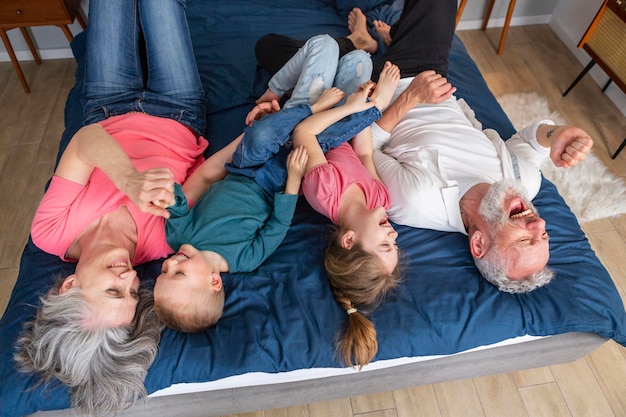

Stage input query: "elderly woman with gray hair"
[{"left": 12, "top": 0, "right": 237, "bottom": 414}]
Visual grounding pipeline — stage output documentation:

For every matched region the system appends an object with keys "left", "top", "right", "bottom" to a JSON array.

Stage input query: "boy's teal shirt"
[{"left": 166, "top": 175, "right": 298, "bottom": 272}]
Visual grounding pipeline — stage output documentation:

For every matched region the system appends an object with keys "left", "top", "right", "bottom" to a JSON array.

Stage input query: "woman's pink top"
[
  {"left": 301, "top": 142, "right": 390, "bottom": 224},
  {"left": 31, "top": 113, "right": 208, "bottom": 264}
]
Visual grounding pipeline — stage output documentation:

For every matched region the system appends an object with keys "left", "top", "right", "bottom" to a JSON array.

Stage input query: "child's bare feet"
[
  {"left": 310, "top": 87, "right": 345, "bottom": 114},
  {"left": 369, "top": 61, "right": 400, "bottom": 111},
  {"left": 373, "top": 20, "right": 392, "bottom": 47},
  {"left": 346, "top": 7, "right": 378, "bottom": 54}
]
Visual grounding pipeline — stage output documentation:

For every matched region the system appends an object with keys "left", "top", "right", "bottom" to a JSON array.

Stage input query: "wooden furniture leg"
[
  {"left": 58, "top": 24, "right": 74, "bottom": 42},
  {"left": 456, "top": 0, "right": 468, "bottom": 27},
  {"left": 76, "top": 11, "right": 87, "bottom": 29},
  {"left": 611, "top": 137, "right": 626, "bottom": 159},
  {"left": 497, "top": 0, "right": 517, "bottom": 54},
  {"left": 0, "top": 29, "right": 30, "bottom": 93},
  {"left": 482, "top": 0, "right": 518, "bottom": 54},
  {"left": 58, "top": 12, "right": 88, "bottom": 42},
  {"left": 562, "top": 59, "right": 596, "bottom": 96},
  {"left": 19, "top": 27, "right": 42, "bottom": 65},
  {"left": 482, "top": 0, "right": 496, "bottom": 31}
]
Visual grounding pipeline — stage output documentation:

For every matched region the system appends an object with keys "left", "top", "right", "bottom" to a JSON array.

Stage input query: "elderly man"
[{"left": 253, "top": 0, "right": 593, "bottom": 293}]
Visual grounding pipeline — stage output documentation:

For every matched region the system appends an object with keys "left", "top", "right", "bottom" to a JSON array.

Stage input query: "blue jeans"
[
  {"left": 270, "top": 34, "right": 372, "bottom": 108},
  {"left": 226, "top": 105, "right": 381, "bottom": 195},
  {"left": 82, "top": 0, "right": 206, "bottom": 136},
  {"left": 226, "top": 35, "right": 376, "bottom": 195}
]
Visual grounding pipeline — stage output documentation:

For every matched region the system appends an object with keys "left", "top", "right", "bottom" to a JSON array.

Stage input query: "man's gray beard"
[{"left": 478, "top": 179, "right": 537, "bottom": 234}]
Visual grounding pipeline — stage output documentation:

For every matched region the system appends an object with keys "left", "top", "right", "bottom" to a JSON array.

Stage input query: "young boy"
[{"left": 153, "top": 83, "right": 383, "bottom": 332}]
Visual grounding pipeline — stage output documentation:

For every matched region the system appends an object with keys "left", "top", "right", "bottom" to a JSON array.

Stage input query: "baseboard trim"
[
  {"left": 0, "top": 47, "right": 75, "bottom": 62},
  {"left": 456, "top": 14, "right": 551, "bottom": 31}
]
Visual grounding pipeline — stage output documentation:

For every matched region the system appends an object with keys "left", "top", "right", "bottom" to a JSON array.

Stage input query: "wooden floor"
[{"left": 1, "top": 25, "right": 625, "bottom": 417}]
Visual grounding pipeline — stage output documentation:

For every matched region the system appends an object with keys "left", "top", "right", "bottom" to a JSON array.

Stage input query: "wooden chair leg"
[
  {"left": 456, "top": 0, "right": 468, "bottom": 27},
  {"left": 611, "top": 137, "right": 626, "bottom": 159},
  {"left": 482, "top": 0, "right": 496, "bottom": 31},
  {"left": 19, "top": 27, "right": 42, "bottom": 65},
  {"left": 0, "top": 29, "right": 30, "bottom": 93},
  {"left": 497, "top": 0, "right": 517, "bottom": 55}
]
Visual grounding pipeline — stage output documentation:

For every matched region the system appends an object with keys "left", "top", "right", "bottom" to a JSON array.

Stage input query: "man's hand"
[
  {"left": 537, "top": 125, "right": 593, "bottom": 168},
  {"left": 376, "top": 70, "right": 455, "bottom": 133},
  {"left": 121, "top": 167, "right": 175, "bottom": 217},
  {"left": 404, "top": 70, "right": 456, "bottom": 106}
]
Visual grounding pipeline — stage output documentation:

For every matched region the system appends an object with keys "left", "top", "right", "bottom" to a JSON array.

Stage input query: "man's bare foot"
[
  {"left": 369, "top": 61, "right": 400, "bottom": 111},
  {"left": 310, "top": 87, "right": 345, "bottom": 113},
  {"left": 346, "top": 7, "right": 378, "bottom": 54},
  {"left": 256, "top": 88, "right": 281, "bottom": 105},
  {"left": 373, "top": 20, "right": 392, "bottom": 47}
]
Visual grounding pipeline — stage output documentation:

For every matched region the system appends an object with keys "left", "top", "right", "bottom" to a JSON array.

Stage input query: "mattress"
[{"left": 0, "top": 1, "right": 625, "bottom": 416}]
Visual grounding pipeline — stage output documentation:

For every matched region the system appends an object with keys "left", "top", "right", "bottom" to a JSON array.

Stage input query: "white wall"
[
  {"left": 457, "top": 0, "right": 558, "bottom": 30},
  {"left": 550, "top": 0, "right": 626, "bottom": 117}
]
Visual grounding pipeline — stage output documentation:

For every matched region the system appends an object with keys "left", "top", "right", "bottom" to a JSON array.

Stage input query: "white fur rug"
[{"left": 497, "top": 92, "right": 626, "bottom": 223}]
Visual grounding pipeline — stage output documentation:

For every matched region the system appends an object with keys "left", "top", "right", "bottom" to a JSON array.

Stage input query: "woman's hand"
[{"left": 122, "top": 168, "right": 175, "bottom": 218}]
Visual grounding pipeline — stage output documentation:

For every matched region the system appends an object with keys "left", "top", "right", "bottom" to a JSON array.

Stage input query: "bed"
[{"left": 1, "top": 1, "right": 625, "bottom": 416}]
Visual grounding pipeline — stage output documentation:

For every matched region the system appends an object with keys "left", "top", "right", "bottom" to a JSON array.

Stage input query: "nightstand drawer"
[{"left": 0, "top": 0, "right": 81, "bottom": 27}]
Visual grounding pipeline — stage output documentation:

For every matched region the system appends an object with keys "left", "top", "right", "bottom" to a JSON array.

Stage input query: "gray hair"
[
  {"left": 14, "top": 279, "right": 162, "bottom": 416},
  {"left": 473, "top": 251, "right": 555, "bottom": 294}
]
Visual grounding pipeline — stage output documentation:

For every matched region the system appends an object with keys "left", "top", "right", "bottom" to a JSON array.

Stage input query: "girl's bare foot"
[
  {"left": 369, "top": 61, "right": 400, "bottom": 111},
  {"left": 310, "top": 87, "right": 345, "bottom": 113},
  {"left": 373, "top": 20, "right": 392, "bottom": 47},
  {"left": 346, "top": 7, "right": 378, "bottom": 54}
]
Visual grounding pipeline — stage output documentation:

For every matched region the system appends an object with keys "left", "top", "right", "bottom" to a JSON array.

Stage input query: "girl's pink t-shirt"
[
  {"left": 301, "top": 142, "right": 390, "bottom": 224},
  {"left": 31, "top": 113, "right": 208, "bottom": 264}
]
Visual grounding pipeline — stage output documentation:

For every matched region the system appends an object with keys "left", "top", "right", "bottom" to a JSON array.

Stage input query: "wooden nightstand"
[{"left": 0, "top": 0, "right": 87, "bottom": 93}]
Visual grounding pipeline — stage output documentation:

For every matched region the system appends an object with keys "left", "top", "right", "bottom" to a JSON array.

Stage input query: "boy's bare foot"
[
  {"left": 369, "top": 61, "right": 400, "bottom": 111},
  {"left": 310, "top": 87, "right": 345, "bottom": 113},
  {"left": 373, "top": 20, "right": 392, "bottom": 47},
  {"left": 346, "top": 7, "right": 378, "bottom": 54}
]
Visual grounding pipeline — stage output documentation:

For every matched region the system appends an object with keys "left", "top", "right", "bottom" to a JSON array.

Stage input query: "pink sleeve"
[
  {"left": 31, "top": 176, "right": 85, "bottom": 259},
  {"left": 302, "top": 163, "right": 341, "bottom": 223}
]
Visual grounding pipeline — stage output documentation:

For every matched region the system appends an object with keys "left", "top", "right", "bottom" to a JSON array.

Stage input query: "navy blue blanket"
[{"left": 1, "top": 1, "right": 625, "bottom": 416}]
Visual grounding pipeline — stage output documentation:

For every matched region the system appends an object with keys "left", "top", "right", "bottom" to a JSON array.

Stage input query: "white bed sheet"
[{"left": 149, "top": 334, "right": 545, "bottom": 397}]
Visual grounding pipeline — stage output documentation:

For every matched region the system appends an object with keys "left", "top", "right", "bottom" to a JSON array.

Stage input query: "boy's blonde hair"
[
  {"left": 324, "top": 232, "right": 402, "bottom": 369},
  {"left": 155, "top": 285, "right": 225, "bottom": 333}
]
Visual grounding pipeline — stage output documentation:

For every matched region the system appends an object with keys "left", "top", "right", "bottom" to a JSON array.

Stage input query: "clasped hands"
[{"left": 122, "top": 167, "right": 175, "bottom": 218}]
